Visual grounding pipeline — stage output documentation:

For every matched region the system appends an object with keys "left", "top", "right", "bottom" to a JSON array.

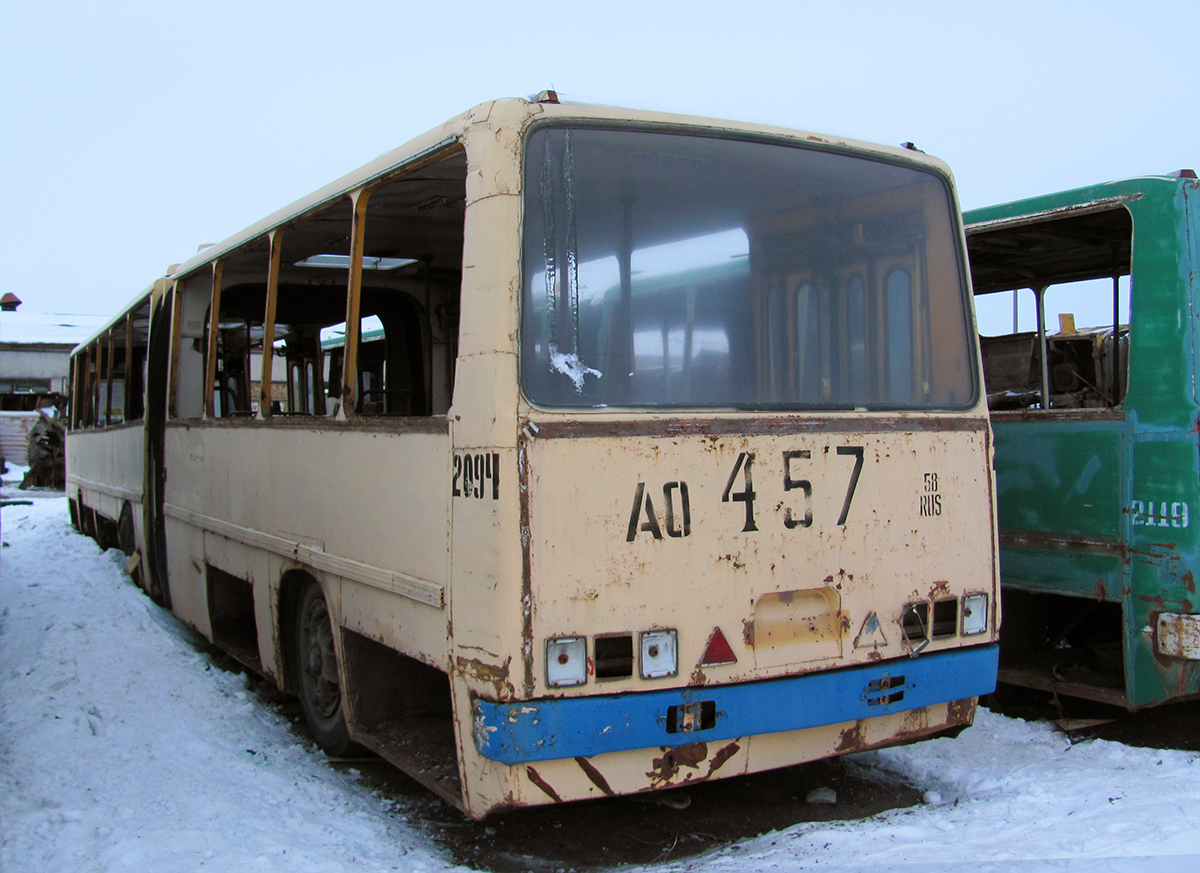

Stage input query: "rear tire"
[
  {"left": 295, "top": 581, "right": 360, "bottom": 757},
  {"left": 117, "top": 503, "right": 136, "bottom": 556}
]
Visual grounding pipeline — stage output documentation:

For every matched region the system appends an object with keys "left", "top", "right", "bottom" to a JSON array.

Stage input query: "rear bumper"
[{"left": 473, "top": 643, "right": 999, "bottom": 764}]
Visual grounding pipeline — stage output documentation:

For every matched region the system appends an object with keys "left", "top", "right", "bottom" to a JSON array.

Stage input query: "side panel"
[
  {"left": 160, "top": 423, "right": 453, "bottom": 673},
  {"left": 983, "top": 180, "right": 1200, "bottom": 708},
  {"left": 66, "top": 424, "right": 146, "bottom": 525},
  {"left": 992, "top": 416, "right": 1126, "bottom": 601}
]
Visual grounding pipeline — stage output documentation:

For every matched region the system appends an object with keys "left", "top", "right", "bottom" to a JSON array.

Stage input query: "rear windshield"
[{"left": 520, "top": 125, "right": 975, "bottom": 410}]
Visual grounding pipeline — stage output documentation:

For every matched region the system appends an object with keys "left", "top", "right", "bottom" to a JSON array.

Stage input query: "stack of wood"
[{"left": 21, "top": 410, "right": 65, "bottom": 490}]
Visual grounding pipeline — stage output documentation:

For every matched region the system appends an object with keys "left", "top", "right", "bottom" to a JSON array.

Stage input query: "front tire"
[{"left": 295, "top": 581, "right": 359, "bottom": 757}]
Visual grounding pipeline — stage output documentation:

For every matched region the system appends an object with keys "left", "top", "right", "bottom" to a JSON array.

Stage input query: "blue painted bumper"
[{"left": 473, "top": 644, "right": 998, "bottom": 764}]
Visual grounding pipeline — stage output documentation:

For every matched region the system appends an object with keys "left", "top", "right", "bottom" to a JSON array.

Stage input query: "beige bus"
[{"left": 67, "top": 95, "right": 999, "bottom": 818}]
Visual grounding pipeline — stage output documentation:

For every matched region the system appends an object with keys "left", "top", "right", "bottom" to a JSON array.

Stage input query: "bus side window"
[
  {"left": 969, "top": 206, "right": 1132, "bottom": 411},
  {"left": 213, "top": 317, "right": 255, "bottom": 417}
]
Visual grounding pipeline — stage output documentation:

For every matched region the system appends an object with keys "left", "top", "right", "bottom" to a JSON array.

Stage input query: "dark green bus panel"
[{"left": 966, "top": 172, "right": 1200, "bottom": 709}]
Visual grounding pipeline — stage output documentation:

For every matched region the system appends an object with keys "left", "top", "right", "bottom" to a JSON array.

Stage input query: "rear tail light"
[
  {"left": 545, "top": 637, "right": 587, "bottom": 687},
  {"left": 639, "top": 629, "right": 678, "bottom": 679},
  {"left": 961, "top": 593, "right": 989, "bottom": 635},
  {"left": 931, "top": 599, "right": 958, "bottom": 639}
]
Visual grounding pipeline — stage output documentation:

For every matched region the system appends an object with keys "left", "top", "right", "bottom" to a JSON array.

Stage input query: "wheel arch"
[{"left": 276, "top": 567, "right": 323, "bottom": 694}]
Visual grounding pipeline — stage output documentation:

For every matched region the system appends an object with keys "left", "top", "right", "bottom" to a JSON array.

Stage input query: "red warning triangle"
[{"left": 699, "top": 627, "right": 737, "bottom": 666}]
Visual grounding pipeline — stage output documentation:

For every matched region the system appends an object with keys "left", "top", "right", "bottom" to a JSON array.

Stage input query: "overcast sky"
[{"left": 1, "top": 0, "right": 1196, "bottom": 318}]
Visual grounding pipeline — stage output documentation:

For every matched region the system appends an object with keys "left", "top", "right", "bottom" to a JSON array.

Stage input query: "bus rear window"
[{"left": 520, "top": 126, "right": 975, "bottom": 410}]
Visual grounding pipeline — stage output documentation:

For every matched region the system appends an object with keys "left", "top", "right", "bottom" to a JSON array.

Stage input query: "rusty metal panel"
[
  {"left": 1157, "top": 613, "right": 1200, "bottom": 660},
  {"left": 520, "top": 422, "right": 996, "bottom": 692}
]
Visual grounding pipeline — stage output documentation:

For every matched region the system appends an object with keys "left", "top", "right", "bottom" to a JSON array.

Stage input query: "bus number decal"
[
  {"left": 453, "top": 452, "right": 500, "bottom": 500},
  {"left": 722, "top": 452, "right": 758, "bottom": 532},
  {"left": 836, "top": 446, "right": 865, "bottom": 525},
  {"left": 1131, "top": 499, "right": 1190, "bottom": 528},
  {"left": 920, "top": 471, "right": 942, "bottom": 517},
  {"left": 782, "top": 450, "right": 813, "bottom": 529},
  {"left": 627, "top": 481, "right": 691, "bottom": 541}
]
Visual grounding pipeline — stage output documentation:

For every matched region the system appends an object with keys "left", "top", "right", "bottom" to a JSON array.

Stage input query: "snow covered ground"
[{"left": 4, "top": 488, "right": 1200, "bottom": 872}]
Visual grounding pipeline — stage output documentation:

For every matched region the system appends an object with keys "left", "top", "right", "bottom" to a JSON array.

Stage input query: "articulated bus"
[
  {"left": 68, "top": 96, "right": 999, "bottom": 818},
  {"left": 966, "top": 170, "right": 1200, "bottom": 709}
]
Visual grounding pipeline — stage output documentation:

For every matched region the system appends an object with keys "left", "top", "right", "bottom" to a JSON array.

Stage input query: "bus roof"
[{"left": 77, "top": 97, "right": 959, "bottom": 352}]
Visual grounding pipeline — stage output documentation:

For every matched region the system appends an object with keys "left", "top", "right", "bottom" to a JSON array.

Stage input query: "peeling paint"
[
  {"left": 647, "top": 741, "right": 709, "bottom": 785},
  {"left": 526, "top": 766, "right": 562, "bottom": 803},
  {"left": 835, "top": 719, "right": 867, "bottom": 753},
  {"left": 574, "top": 756, "right": 616, "bottom": 796},
  {"left": 705, "top": 741, "right": 740, "bottom": 778},
  {"left": 456, "top": 655, "right": 515, "bottom": 701}
]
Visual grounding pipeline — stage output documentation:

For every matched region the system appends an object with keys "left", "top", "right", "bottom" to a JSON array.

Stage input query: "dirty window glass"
[{"left": 520, "top": 126, "right": 975, "bottom": 409}]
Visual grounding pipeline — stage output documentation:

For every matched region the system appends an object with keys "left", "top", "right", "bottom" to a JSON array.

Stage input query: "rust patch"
[
  {"left": 901, "top": 706, "right": 930, "bottom": 735},
  {"left": 1149, "top": 609, "right": 1173, "bottom": 669},
  {"left": 705, "top": 741, "right": 740, "bottom": 778},
  {"left": 647, "top": 750, "right": 679, "bottom": 783},
  {"left": 868, "top": 650, "right": 882, "bottom": 661},
  {"left": 647, "top": 742, "right": 708, "bottom": 784},
  {"left": 929, "top": 580, "right": 950, "bottom": 597},
  {"left": 455, "top": 655, "right": 515, "bottom": 701},
  {"left": 1171, "top": 659, "right": 1198, "bottom": 697},
  {"left": 1184, "top": 571, "right": 1197, "bottom": 595},
  {"left": 689, "top": 665, "right": 708, "bottom": 687},
  {"left": 946, "top": 696, "right": 976, "bottom": 726},
  {"left": 526, "top": 766, "right": 562, "bottom": 803},
  {"left": 1138, "top": 594, "right": 1194, "bottom": 613},
  {"left": 574, "top": 757, "right": 616, "bottom": 797},
  {"left": 673, "top": 742, "right": 708, "bottom": 768},
  {"left": 835, "top": 719, "right": 867, "bottom": 753},
  {"left": 1094, "top": 579, "right": 1109, "bottom": 601},
  {"left": 518, "top": 438, "right": 535, "bottom": 698},
  {"left": 742, "top": 617, "right": 755, "bottom": 647}
]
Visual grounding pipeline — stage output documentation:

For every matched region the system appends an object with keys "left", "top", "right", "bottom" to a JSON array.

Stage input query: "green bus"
[{"left": 966, "top": 170, "right": 1200, "bottom": 710}]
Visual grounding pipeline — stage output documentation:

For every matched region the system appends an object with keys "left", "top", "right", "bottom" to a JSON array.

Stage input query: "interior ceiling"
[
  {"left": 967, "top": 208, "right": 1133, "bottom": 295},
  {"left": 221, "top": 150, "right": 468, "bottom": 281}
]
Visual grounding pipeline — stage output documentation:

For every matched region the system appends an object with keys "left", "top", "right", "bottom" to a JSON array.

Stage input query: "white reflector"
[
  {"left": 640, "top": 629, "right": 678, "bottom": 679},
  {"left": 546, "top": 637, "right": 587, "bottom": 686}
]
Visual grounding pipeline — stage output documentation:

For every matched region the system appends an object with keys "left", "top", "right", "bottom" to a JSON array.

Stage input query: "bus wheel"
[
  {"left": 295, "top": 581, "right": 357, "bottom": 757},
  {"left": 117, "top": 503, "right": 136, "bottom": 556}
]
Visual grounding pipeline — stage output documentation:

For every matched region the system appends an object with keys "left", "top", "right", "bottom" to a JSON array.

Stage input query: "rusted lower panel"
[
  {"left": 998, "top": 664, "right": 1129, "bottom": 708},
  {"left": 353, "top": 721, "right": 464, "bottom": 811}
]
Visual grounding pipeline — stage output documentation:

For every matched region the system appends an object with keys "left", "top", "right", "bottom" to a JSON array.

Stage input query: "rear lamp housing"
[
  {"left": 961, "top": 593, "right": 989, "bottom": 635},
  {"left": 545, "top": 636, "right": 587, "bottom": 687},
  {"left": 640, "top": 629, "right": 678, "bottom": 679}
]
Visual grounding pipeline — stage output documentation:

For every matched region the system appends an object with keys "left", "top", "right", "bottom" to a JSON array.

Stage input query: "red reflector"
[{"left": 700, "top": 627, "right": 737, "bottom": 666}]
